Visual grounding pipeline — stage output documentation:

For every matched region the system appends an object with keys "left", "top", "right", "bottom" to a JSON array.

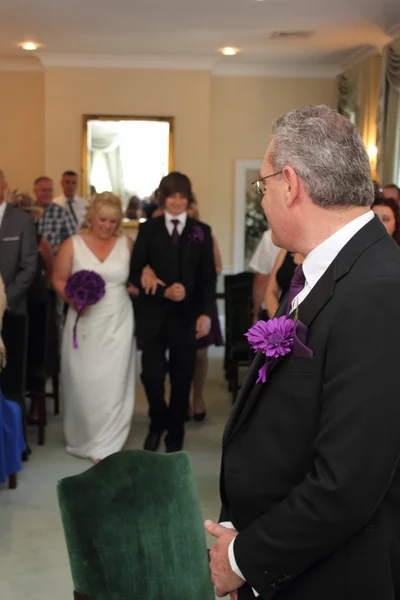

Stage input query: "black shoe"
[
  {"left": 193, "top": 411, "right": 206, "bottom": 422},
  {"left": 144, "top": 431, "right": 162, "bottom": 452},
  {"left": 165, "top": 434, "right": 183, "bottom": 453}
]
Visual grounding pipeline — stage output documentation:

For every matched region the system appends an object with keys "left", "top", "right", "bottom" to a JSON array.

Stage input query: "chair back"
[{"left": 57, "top": 450, "right": 214, "bottom": 600}]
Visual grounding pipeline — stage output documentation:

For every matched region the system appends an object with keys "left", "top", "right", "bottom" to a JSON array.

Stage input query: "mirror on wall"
[{"left": 82, "top": 115, "right": 174, "bottom": 218}]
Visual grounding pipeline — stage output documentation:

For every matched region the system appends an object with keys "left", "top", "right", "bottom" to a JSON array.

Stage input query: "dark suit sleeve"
[
  {"left": 233, "top": 276, "right": 400, "bottom": 596},
  {"left": 198, "top": 225, "right": 216, "bottom": 318},
  {"left": 5, "top": 214, "right": 38, "bottom": 309}
]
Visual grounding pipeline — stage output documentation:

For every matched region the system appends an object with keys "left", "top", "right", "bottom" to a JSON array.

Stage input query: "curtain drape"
[
  {"left": 380, "top": 45, "right": 400, "bottom": 185},
  {"left": 89, "top": 126, "right": 125, "bottom": 197}
]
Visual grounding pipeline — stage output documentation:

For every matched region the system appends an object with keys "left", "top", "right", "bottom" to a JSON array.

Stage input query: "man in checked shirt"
[{"left": 34, "top": 176, "right": 75, "bottom": 256}]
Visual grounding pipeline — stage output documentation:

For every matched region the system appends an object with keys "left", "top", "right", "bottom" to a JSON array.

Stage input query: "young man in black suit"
[
  {"left": 130, "top": 172, "right": 216, "bottom": 452},
  {"left": 206, "top": 106, "right": 400, "bottom": 600}
]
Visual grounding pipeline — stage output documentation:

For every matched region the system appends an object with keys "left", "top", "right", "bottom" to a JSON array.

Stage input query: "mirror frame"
[{"left": 81, "top": 114, "right": 175, "bottom": 204}]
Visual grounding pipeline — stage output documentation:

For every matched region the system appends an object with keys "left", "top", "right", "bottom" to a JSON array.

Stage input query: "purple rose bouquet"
[{"left": 65, "top": 270, "right": 106, "bottom": 348}]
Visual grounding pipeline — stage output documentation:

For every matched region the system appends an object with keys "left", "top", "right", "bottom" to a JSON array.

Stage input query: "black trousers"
[{"left": 140, "top": 310, "right": 196, "bottom": 444}]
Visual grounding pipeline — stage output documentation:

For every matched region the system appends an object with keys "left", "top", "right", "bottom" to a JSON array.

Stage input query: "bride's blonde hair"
[{"left": 79, "top": 192, "right": 124, "bottom": 236}]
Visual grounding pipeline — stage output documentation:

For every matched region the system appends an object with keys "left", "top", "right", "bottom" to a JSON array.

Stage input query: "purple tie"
[
  {"left": 171, "top": 219, "right": 180, "bottom": 244},
  {"left": 286, "top": 264, "right": 305, "bottom": 315}
]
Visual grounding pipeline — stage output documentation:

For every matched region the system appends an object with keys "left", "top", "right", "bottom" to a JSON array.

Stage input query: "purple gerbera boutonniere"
[
  {"left": 188, "top": 225, "right": 204, "bottom": 244},
  {"left": 245, "top": 316, "right": 295, "bottom": 384}
]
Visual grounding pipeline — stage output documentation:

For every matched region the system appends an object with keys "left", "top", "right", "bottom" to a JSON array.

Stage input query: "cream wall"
[
  {"left": 0, "top": 71, "right": 44, "bottom": 193},
  {"left": 44, "top": 68, "right": 212, "bottom": 211},
  {"left": 210, "top": 76, "right": 338, "bottom": 265},
  {"left": 0, "top": 66, "right": 337, "bottom": 267}
]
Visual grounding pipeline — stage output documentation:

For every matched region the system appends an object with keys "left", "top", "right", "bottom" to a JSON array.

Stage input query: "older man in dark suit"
[
  {"left": 206, "top": 106, "right": 400, "bottom": 600},
  {"left": 0, "top": 169, "right": 38, "bottom": 400}
]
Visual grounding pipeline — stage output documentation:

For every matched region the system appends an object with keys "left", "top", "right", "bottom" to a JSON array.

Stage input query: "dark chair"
[
  {"left": 0, "top": 312, "right": 29, "bottom": 459},
  {"left": 25, "top": 290, "right": 59, "bottom": 446},
  {"left": 57, "top": 450, "right": 214, "bottom": 600},
  {"left": 224, "top": 272, "right": 254, "bottom": 402}
]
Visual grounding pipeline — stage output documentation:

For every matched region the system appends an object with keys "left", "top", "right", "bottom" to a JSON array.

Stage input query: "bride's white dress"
[{"left": 61, "top": 235, "right": 135, "bottom": 461}]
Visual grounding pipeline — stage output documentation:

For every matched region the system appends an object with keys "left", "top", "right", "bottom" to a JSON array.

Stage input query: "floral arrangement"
[
  {"left": 245, "top": 192, "right": 268, "bottom": 259},
  {"left": 65, "top": 270, "right": 106, "bottom": 348},
  {"left": 188, "top": 224, "right": 204, "bottom": 244}
]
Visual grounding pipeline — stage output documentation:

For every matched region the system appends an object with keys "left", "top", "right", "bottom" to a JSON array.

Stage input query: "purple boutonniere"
[
  {"left": 188, "top": 225, "right": 204, "bottom": 244},
  {"left": 245, "top": 315, "right": 312, "bottom": 383}
]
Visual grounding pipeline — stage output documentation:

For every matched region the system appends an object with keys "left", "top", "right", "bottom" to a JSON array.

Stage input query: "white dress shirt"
[
  {"left": 0, "top": 201, "right": 6, "bottom": 229},
  {"left": 164, "top": 211, "right": 187, "bottom": 236},
  {"left": 249, "top": 229, "right": 281, "bottom": 276},
  {"left": 225, "top": 209, "right": 375, "bottom": 597},
  {"left": 53, "top": 194, "right": 88, "bottom": 228}
]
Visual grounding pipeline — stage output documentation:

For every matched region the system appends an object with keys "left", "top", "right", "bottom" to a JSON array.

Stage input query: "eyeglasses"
[{"left": 252, "top": 171, "right": 282, "bottom": 196}]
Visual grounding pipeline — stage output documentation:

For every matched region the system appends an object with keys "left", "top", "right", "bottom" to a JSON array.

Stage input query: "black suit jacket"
[
  {"left": 0, "top": 204, "right": 38, "bottom": 315},
  {"left": 130, "top": 216, "right": 216, "bottom": 343},
  {"left": 221, "top": 216, "right": 400, "bottom": 600}
]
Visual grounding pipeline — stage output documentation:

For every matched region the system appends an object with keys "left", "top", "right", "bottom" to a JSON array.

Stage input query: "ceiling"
[{"left": 1, "top": 0, "right": 400, "bottom": 76}]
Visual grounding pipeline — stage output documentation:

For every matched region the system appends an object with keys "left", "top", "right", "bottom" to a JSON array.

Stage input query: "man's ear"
[{"left": 282, "top": 166, "right": 298, "bottom": 206}]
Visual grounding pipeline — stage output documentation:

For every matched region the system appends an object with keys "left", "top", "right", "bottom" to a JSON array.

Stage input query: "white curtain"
[
  {"left": 89, "top": 126, "right": 125, "bottom": 197},
  {"left": 379, "top": 45, "right": 400, "bottom": 185}
]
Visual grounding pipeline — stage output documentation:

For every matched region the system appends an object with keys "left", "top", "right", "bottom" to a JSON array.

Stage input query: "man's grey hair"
[{"left": 269, "top": 105, "right": 374, "bottom": 208}]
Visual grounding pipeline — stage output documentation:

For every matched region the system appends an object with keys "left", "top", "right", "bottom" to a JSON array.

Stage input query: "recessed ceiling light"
[
  {"left": 21, "top": 41, "right": 39, "bottom": 51},
  {"left": 221, "top": 47, "right": 239, "bottom": 56}
]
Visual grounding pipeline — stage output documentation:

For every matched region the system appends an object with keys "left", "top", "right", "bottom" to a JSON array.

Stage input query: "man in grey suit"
[{"left": 0, "top": 169, "right": 38, "bottom": 401}]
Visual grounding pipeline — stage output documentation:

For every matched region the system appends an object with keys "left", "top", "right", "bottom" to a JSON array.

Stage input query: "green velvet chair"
[{"left": 57, "top": 450, "right": 214, "bottom": 600}]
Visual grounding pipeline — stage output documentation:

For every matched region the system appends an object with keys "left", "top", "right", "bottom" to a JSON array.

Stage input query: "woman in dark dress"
[
  {"left": 187, "top": 203, "right": 223, "bottom": 421},
  {"left": 265, "top": 248, "right": 303, "bottom": 318}
]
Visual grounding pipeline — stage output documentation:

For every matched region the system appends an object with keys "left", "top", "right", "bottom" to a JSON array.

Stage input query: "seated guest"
[
  {"left": 130, "top": 172, "right": 216, "bottom": 452},
  {"left": 35, "top": 176, "right": 75, "bottom": 255},
  {"left": 53, "top": 170, "right": 88, "bottom": 229},
  {"left": 0, "top": 170, "right": 38, "bottom": 406},
  {"left": 265, "top": 249, "right": 304, "bottom": 318},
  {"left": 373, "top": 195, "right": 400, "bottom": 245}
]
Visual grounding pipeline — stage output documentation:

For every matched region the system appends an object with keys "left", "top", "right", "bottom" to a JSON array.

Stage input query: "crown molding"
[
  {"left": 0, "top": 57, "right": 43, "bottom": 71},
  {"left": 339, "top": 44, "right": 380, "bottom": 71},
  {"left": 37, "top": 52, "right": 216, "bottom": 70},
  {"left": 212, "top": 61, "right": 340, "bottom": 78}
]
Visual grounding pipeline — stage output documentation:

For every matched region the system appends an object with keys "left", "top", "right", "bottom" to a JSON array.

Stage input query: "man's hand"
[
  {"left": 205, "top": 520, "right": 244, "bottom": 598},
  {"left": 196, "top": 314, "right": 211, "bottom": 339},
  {"left": 164, "top": 283, "right": 186, "bottom": 302},
  {"left": 141, "top": 266, "right": 165, "bottom": 295}
]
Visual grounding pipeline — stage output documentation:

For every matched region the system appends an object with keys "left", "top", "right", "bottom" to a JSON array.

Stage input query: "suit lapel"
[{"left": 224, "top": 215, "right": 387, "bottom": 445}]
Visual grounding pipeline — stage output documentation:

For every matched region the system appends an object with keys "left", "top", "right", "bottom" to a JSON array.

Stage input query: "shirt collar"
[
  {"left": 302, "top": 211, "right": 374, "bottom": 291},
  {"left": 164, "top": 210, "right": 187, "bottom": 227},
  {"left": 0, "top": 201, "right": 7, "bottom": 221}
]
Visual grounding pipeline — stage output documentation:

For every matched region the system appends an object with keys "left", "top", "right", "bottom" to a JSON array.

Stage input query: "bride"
[{"left": 53, "top": 192, "right": 137, "bottom": 462}]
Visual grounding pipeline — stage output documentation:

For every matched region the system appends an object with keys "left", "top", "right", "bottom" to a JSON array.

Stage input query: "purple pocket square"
[{"left": 293, "top": 320, "right": 313, "bottom": 358}]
